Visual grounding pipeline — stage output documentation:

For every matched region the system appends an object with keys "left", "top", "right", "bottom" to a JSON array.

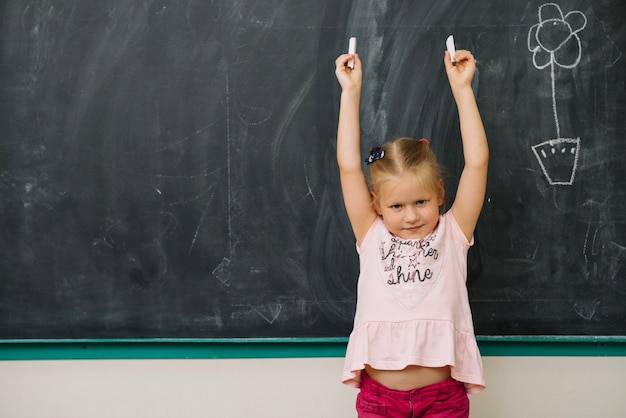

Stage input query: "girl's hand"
[
  {"left": 335, "top": 54, "right": 362, "bottom": 94},
  {"left": 444, "top": 49, "right": 476, "bottom": 93}
]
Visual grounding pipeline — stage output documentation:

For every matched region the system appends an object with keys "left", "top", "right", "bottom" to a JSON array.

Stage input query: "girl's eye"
[
  {"left": 416, "top": 200, "right": 427, "bottom": 206},
  {"left": 390, "top": 204, "right": 402, "bottom": 209}
]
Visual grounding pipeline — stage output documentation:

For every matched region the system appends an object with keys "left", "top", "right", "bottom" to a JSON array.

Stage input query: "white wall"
[{"left": 1, "top": 356, "right": 625, "bottom": 417}]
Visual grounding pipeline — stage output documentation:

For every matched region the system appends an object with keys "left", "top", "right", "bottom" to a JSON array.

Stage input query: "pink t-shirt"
[{"left": 342, "top": 212, "right": 485, "bottom": 394}]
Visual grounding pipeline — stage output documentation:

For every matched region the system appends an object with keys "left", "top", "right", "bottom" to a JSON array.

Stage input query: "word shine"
[{"left": 387, "top": 265, "right": 433, "bottom": 285}]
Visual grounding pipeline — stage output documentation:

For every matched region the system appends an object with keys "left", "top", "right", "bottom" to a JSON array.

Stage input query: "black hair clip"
[{"left": 366, "top": 147, "right": 385, "bottom": 164}]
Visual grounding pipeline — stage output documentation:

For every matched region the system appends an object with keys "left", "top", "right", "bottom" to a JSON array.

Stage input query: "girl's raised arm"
[
  {"left": 335, "top": 54, "right": 378, "bottom": 244},
  {"left": 445, "top": 50, "right": 489, "bottom": 242}
]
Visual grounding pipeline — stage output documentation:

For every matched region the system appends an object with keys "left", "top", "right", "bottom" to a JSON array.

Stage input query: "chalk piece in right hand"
[{"left": 348, "top": 37, "right": 357, "bottom": 69}]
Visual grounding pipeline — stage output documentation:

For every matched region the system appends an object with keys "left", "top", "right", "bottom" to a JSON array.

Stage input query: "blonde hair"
[{"left": 368, "top": 137, "right": 445, "bottom": 205}]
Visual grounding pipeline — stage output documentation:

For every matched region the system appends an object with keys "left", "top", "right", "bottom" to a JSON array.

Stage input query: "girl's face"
[{"left": 373, "top": 175, "right": 443, "bottom": 240}]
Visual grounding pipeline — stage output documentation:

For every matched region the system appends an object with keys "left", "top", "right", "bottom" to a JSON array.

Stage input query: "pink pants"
[{"left": 357, "top": 371, "right": 470, "bottom": 418}]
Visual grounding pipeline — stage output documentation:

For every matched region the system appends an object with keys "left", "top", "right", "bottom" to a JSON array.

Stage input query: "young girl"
[{"left": 334, "top": 46, "right": 488, "bottom": 417}]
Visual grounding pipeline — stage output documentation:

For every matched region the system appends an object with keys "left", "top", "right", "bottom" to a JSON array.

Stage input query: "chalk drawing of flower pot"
[
  {"left": 531, "top": 138, "right": 580, "bottom": 185},
  {"left": 527, "top": 3, "right": 586, "bottom": 186}
]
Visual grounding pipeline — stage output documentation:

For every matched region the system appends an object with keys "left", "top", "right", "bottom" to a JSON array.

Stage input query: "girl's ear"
[
  {"left": 371, "top": 191, "right": 382, "bottom": 215},
  {"left": 437, "top": 180, "right": 445, "bottom": 206}
]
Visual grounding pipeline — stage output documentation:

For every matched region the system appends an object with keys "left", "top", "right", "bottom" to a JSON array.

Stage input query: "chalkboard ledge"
[{"left": 1, "top": 336, "right": 625, "bottom": 360}]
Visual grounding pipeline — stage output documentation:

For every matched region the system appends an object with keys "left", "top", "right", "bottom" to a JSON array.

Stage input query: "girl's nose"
[{"left": 404, "top": 206, "right": 419, "bottom": 222}]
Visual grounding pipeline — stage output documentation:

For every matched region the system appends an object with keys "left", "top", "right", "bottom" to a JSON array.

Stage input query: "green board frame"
[{"left": 1, "top": 336, "right": 625, "bottom": 360}]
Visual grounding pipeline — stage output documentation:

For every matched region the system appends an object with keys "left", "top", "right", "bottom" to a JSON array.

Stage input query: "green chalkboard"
[{"left": 1, "top": 0, "right": 625, "bottom": 350}]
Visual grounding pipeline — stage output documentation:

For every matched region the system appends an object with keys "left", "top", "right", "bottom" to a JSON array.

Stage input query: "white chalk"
[
  {"left": 348, "top": 37, "right": 357, "bottom": 69},
  {"left": 446, "top": 35, "right": 456, "bottom": 65}
]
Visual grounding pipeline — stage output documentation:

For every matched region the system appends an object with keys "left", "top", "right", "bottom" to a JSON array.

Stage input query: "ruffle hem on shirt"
[{"left": 342, "top": 319, "right": 485, "bottom": 394}]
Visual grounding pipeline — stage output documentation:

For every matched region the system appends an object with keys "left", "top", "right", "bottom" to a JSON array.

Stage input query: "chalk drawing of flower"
[
  {"left": 527, "top": 3, "right": 587, "bottom": 186},
  {"left": 528, "top": 3, "right": 587, "bottom": 70}
]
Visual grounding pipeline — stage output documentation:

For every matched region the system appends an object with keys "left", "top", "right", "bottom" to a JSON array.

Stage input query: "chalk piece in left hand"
[
  {"left": 348, "top": 37, "right": 357, "bottom": 69},
  {"left": 446, "top": 35, "right": 456, "bottom": 66}
]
